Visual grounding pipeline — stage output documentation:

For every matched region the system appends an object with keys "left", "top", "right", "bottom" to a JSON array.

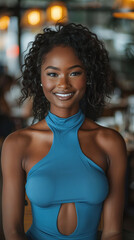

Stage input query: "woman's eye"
[
  {"left": 70, "top": 72, "right": 82, "bottom": 76},
  {"left": 47, "top": 73, "right": 58, "bottom": 77}
]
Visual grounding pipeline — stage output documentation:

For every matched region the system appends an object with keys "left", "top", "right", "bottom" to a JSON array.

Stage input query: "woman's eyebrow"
[{"left": 44, "top": 65, "right": 84, "bottom": 71}]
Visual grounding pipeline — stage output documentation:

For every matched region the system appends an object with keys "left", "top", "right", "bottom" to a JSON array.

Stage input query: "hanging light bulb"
[
  {"left": 0, "top": 15, "right": 10, "bottom": 30},
  {"left": 27, "top": 10, "right": 41, "bottom": 26},
  {"left": 113, "top": 0, "right": 134, "bottom": 20},
  {"left": 21, "top": 9, "right": 45, "bottom": 28},
  {"left": 50, "top": 6, "right": 63, "bottom": 21},
  {"left": 46, "top": 1, "right": 68, "bottom": 24}
]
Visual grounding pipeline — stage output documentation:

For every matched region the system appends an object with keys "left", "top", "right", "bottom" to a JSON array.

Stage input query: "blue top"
[{"left": 25, "top": 109, "right": 109, "bottom": 240}]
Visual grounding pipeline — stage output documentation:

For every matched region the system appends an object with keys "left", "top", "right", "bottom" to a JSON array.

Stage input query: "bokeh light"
[
  {"left": 0, "top": 16, "right": 10, "bottom": 30},
  {"left": 27, "top": 10, "right": 41, "bottom": 26}
]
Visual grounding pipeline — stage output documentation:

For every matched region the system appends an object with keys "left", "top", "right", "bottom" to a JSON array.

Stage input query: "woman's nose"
[{"left": 57, "top": 75, "right": 70, "bottom": 88}]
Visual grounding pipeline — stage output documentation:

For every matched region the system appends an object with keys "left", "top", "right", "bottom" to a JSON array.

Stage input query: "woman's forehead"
[{"left": 41, "top": 46, "right": 84, "bottom": 67}]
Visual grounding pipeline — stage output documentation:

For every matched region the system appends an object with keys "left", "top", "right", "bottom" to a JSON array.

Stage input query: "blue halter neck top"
[{"left": 25, "top": 109, "right": 109, "bottom": 240}]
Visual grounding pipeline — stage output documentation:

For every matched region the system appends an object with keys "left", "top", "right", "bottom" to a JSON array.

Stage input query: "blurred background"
[{"left": 0, "top": 0, "right": 134, "bottom": 239}]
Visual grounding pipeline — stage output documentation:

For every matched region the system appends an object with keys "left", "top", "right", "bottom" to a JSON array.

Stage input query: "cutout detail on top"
[{"left": 57, "top": 202, "right": 77, "bottom": 235}]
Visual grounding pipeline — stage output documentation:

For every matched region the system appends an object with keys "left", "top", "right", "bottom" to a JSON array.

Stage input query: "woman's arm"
[
  {"left": 101, "top": 129, "right": 127, "bottom": 240},
  {"left": 1, "top": 132, "right": 28, "bottom": 240}
]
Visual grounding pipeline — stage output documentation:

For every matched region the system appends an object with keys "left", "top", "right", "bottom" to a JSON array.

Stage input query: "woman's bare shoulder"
[
  {"left": 1, "top": 130, "right": 31, "bottom": 169},
  {"left": 85, "top": 117, "right": 125, "bottom": 143},
  {"left": 2, "top": 127, "right": 31, "bottom": 149},
  {"left": 3, "top": 119, "right": 48, "bottom": 145},
  {"left": 1, "top": 119, "right": 48, "bottom": 158},
  {"left": 94, "top": 123, "right": 127, "bottom": 170},
  {"left": 96, "top": 124, "right": 126, "bottom": 151},
  {"left": 84, "top": 117, "right": 127, "bottom": 155},
  {"left": 1, "top": 119, "right": 50, "bottom": 175}
]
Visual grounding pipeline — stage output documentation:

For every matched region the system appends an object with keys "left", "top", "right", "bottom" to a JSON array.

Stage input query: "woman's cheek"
[
  {"left": 42, "top": 79, "right": 55, "bottom": 91},
  {"left": 74, "top": 78, "right": 86, "bottom": 90}
]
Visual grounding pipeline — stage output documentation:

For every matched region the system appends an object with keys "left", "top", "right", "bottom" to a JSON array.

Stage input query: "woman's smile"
[{"left": 53, "top": 92, "right": 75, "bottom": 100}]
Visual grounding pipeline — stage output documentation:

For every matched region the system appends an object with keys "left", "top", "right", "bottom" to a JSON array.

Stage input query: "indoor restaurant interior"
[{"left": 0, "top": 0, "right": 134, "bottom": 239}]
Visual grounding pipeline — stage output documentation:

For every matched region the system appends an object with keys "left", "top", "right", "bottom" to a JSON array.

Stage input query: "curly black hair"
[{"left": 20, "top": 22, "right": 112, "bottom": 122}]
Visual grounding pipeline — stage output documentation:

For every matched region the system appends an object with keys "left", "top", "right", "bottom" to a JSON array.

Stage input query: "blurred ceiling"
[{"left": 0, "top": 0, "right": 114, "bottom": 7}]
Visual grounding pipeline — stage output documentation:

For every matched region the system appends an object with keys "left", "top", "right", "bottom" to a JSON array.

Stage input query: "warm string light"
[
  {"left": 113, "top": 12, "right": 134, "bottom": 19},
  {"left": 0, "top": 16, "right": 10, "bottom": 30},
  {"left": 46, "top": 1, "right": 68, "bottom": 23},
  {"left": 50, "top": 6, "right": 63, "bottom": 21},
  {"left": 113, "top": 0, "right": 134, "bottom": 19},
  {"left": 1, "top": 2, "right": 68, "bottom": 29},
  {"left": 27, "top": 10, "right": 41, "bottom": 25},
  {"left": 21, "top": 9, "right": 45, "bottom": 28}
]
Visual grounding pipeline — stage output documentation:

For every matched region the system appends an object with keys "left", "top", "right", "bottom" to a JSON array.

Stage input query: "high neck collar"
[{"left": 45, "top": 109, "right": 85, "bottom": 130}]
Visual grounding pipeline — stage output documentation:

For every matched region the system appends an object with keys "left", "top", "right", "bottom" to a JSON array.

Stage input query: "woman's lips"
[{"left": 54, "top": 92, "right": 74, "bottom": 100}]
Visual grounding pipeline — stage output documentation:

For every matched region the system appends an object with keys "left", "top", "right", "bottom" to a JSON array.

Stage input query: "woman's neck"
[{"left": 50, "top": 106, "right": 80, "bottom": 118}]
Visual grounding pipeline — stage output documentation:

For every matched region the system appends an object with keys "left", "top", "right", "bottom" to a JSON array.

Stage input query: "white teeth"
[{"left": 55, "top": 93, "right": 73, "bottom": 97}]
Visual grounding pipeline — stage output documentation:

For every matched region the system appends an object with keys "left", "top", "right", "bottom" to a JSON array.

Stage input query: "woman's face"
[{"left": 41, "top": 45, "right": 87, "bottom": 115}]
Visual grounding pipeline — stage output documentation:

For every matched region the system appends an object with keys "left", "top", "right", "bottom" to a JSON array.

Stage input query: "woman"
[{"left": 1, "top": 23, "right": 127, "bottom": 240}]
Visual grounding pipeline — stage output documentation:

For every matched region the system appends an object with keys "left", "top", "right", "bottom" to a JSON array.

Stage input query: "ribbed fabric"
[{"left": 25, "top": 109, "right": 109, "bottom": 240}]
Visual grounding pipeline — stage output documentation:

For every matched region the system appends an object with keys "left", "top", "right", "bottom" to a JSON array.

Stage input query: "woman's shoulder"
[
  {"left": 2, "top": 119, "right": 48, "bottom": 153},
  {"left": 84, "top": 117, "right": 126, "bottom": 151},
  {"left": 1, "top": 129, "right": 31, "bottom": 165},
  {"left": 83, "top": 118, "right": 127, "bottom": 172},
  {"left": 1, "top": 128, "right": 30, "bottom": 171},
  {"left": 1, "top": 119, "right": 51, "bottom": 173},
  {"left": 96, "top": 124, "right": 126, "bottom": 151}
]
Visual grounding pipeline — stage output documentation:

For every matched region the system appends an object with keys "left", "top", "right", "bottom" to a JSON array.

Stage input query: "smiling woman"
[
  {"left": 40, "top": 46, "right": 86, "bottom": 116},
  {"left": 1, "top": 23, "right": 127, "bottom": 240},
  {"left": 20, "top": 23, "right": 112, "bottom": 121}
]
